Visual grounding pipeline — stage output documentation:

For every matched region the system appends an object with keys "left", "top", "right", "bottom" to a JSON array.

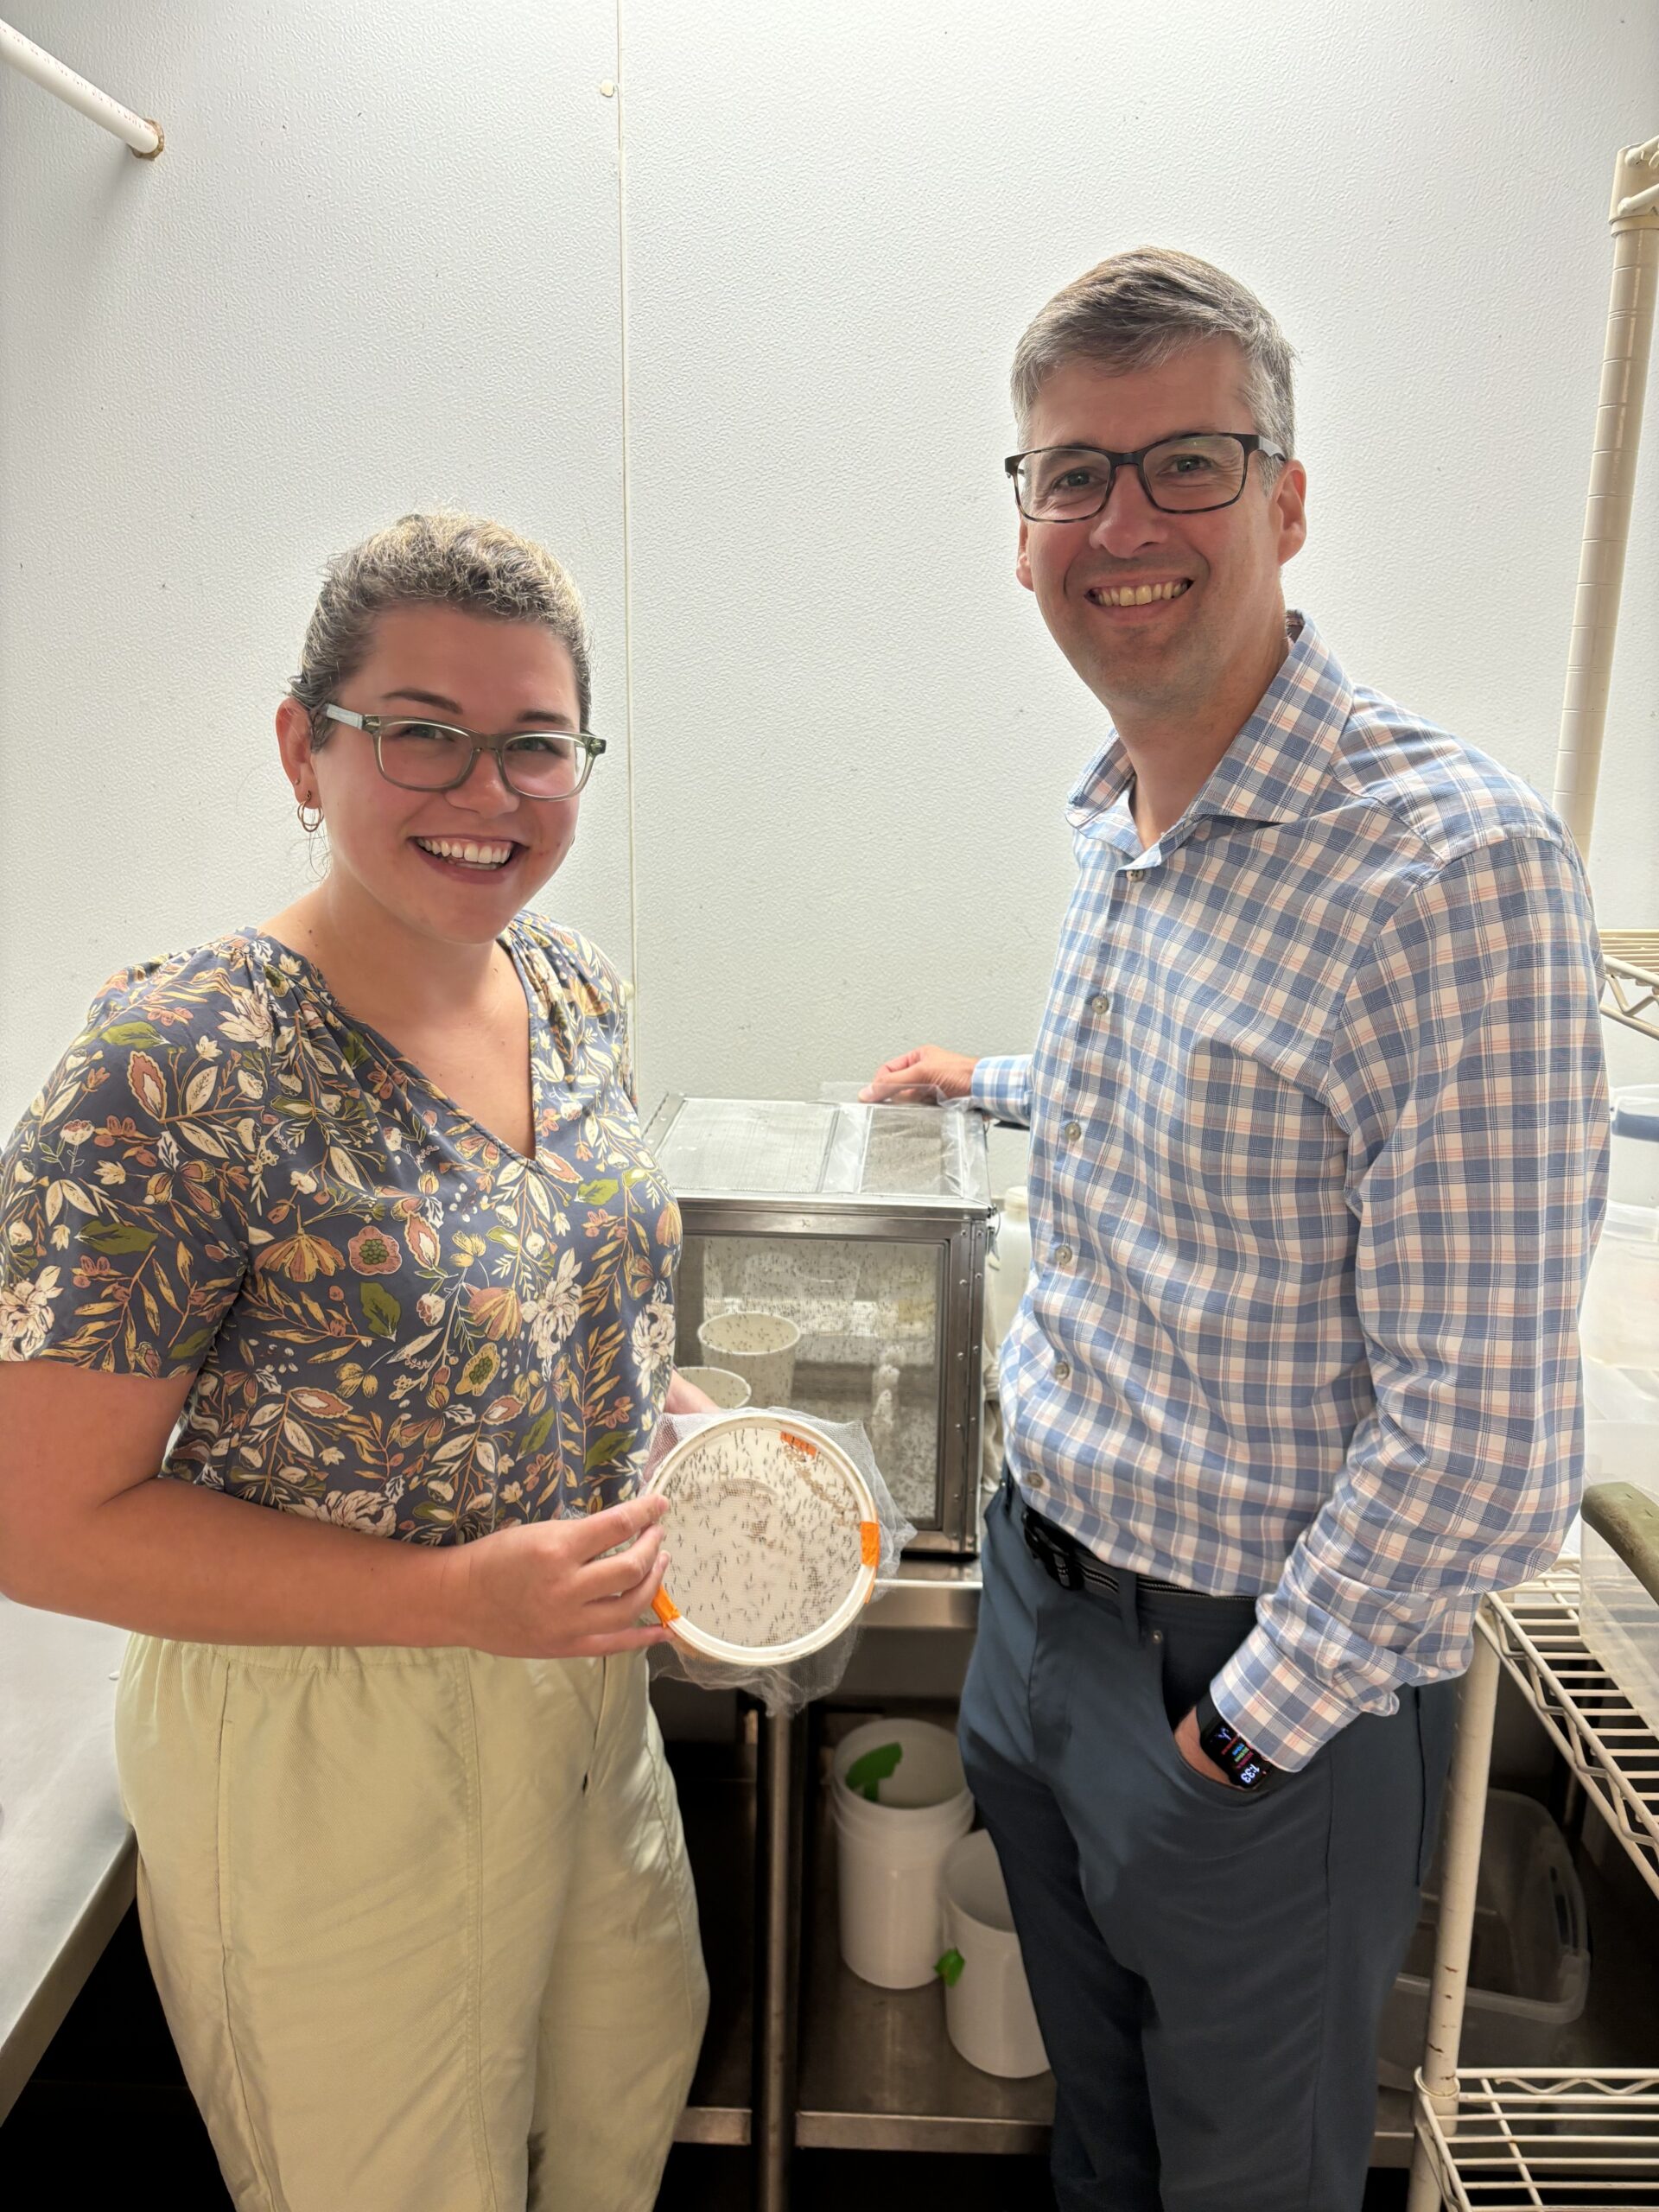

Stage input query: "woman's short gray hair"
[
  {"left": 1011, "top": 247, "right": 1297, "bottom": 463},
  {"left": 289, "top": 510, "right": 594, "bottom": 734}
]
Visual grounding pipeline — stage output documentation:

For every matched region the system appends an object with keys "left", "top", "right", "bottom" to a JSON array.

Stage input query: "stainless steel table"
[
  {"left": 0, "top": 1599, "right": 135, "bottom": 2122},
  {"left": 691, "top": 1545, "right": 1424, "bottom": 2209}
]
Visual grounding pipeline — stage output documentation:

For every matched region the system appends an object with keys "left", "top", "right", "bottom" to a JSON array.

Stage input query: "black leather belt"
[{"left": 1018, "top": 1490, "right": 1198, "bottom": 1599}]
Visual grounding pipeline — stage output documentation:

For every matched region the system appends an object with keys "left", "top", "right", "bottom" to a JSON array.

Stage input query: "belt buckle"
[{"left": 1022, "top": 1504, "right": 1084, "bottom": 1592}]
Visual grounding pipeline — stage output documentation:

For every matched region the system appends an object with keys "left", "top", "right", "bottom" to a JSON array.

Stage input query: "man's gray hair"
[
  {"left": 1011, "top": 247, "right": 1296, "bottom": 463},
  {"left": 289, "top": 510, "right": 594, "bottom": 734}
]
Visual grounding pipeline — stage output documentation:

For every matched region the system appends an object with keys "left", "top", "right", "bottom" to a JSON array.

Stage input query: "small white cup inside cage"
[
  {"left": 645, "top": 1412, "right": 880, "bottom": 1665},
  {"left": 675, "top": 1363, "right": 753, "bottom": 1410},
  {"left": 696, "top": 1309, "right": 801, "bottom": 1407}
]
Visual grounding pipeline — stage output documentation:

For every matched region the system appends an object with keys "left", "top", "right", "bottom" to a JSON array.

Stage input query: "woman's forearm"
[{"left": 11, "top": 1477, "right": 468, "bottom": 1648}]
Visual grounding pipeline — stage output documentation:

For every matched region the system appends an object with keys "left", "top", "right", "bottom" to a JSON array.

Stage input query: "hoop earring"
[{"left": 296, "top": 796, "right": 323, "bottom": 836}]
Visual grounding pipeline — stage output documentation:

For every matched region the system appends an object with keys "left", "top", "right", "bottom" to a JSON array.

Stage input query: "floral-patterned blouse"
[{"left": 0, "top": 915, "right": 682, "bottom": 1541}]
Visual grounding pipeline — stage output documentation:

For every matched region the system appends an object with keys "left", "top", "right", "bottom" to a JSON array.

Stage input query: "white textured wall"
[
  {"left": 3, "top": 3, "right": 1657, "bottom": 1152},
  {"left": 0, "top": 2, "right": 629, "bottom": 1113}
]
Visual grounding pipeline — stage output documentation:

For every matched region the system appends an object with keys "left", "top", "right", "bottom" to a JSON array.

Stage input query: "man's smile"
[{"left": 1084, "top": 576, "right": 1193, "bottom": 609}]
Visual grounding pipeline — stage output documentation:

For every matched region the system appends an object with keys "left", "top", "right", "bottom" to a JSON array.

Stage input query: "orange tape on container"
[
  {"left": 652, "top": 1588, "right": 681, "bottom": 1625},
  {"left": 860, "top": 1521, "right": 880, "bottom": 1569}
]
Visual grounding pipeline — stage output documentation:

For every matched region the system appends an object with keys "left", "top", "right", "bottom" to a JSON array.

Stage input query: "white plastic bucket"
[
  {"left": 831, "top": 1719, "right": 974, "bottom": 1988},
  {"left": 936, "top": 1829, "right": 1048, "bottom": 2078},
  {"left": 696, "top": 1309, "right": 801, "bottom": 1406},
  {"left": 984, "top": 1184, "right": 1033, "bottom": 1359}
]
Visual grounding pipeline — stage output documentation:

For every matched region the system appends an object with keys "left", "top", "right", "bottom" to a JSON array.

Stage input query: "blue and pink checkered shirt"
[{"left": 973, "top": 612, "right": 1609, "bottom": 1770}]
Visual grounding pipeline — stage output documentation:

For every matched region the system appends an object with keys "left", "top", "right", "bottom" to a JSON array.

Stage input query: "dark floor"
[
  {"left": 664, "top": 2145, "right": 1411, "bottom": 2209},
  {"left": 0, "top": 1910, "right": 1413, "bottom": 2209}
]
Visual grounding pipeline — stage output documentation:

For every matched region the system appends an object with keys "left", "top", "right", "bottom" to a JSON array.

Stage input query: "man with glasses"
[{"left": 862, "top": 249, "right": 1608, "bottom": 2210}]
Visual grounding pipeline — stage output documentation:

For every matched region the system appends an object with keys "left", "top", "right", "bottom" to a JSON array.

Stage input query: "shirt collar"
[{"left": 1065, "top": 611, "right": 1354, "bottom": 846}]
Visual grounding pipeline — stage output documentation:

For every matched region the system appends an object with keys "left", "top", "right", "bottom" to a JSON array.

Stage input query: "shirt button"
[
  {"left": 1028, "top": 1471, "right": 1046, "bottom": 1492},
  {"left": 1063, "top": 1119, "right": 1083, "bottom": 1142},
  {"left": 1053, "top": 1244, "right": 1073, "bottom": 1267},
  {"left": 1090, "top": 993, "right": 1111, "bottom": 1015},
  {"left": 1053, "top": 1358, "right": 1071, "bottom": 1382}
]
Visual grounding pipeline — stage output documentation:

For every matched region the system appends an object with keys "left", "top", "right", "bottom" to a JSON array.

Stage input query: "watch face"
[{"left": 1205, "top": 1715, "right": 1270, "bottom": 1789}]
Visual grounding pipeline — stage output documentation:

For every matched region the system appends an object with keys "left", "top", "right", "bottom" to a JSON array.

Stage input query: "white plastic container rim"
[
  {"left": 673, "top": 1363, "right": 753, "bottom": 1408},
  {"left": 830, "top": 1717, "right": 973, "bottom": 1827},
  {"left": 644, "top": 1410, "right": 880, "bottom": 1667}
]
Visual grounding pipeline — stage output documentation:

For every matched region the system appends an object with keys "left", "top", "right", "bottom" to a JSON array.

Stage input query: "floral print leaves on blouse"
[{"left": 0, "top": 915, "right": 682, "bottom": 1542}]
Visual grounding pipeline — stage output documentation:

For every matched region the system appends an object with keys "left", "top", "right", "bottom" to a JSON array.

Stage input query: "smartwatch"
[{"left": 1194, "top": 1690, "right": 1285, "bottom": 1794}]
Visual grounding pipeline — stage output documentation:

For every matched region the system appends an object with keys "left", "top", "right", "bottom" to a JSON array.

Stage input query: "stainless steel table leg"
[{"left": 753, "top": 1703, "right": 806, "bottom": 2211}]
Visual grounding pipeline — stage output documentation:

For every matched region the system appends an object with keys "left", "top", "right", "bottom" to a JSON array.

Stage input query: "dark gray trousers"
[{"left": 958, "top": 1473, "right": 1457, "bottom": 2212}]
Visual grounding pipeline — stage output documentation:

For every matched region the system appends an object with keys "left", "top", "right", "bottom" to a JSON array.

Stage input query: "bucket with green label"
[
  {"left": 935, "top": 1828, "right": 1048, "bottom": 2077},
  {"left": 830, "top": 1718, "right": 974, "bottom": 1987}
]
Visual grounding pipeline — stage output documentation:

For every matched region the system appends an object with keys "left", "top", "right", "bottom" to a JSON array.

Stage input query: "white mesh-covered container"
[{"left": 646, "top": 1412, "right": 880, "bottom": 1663}]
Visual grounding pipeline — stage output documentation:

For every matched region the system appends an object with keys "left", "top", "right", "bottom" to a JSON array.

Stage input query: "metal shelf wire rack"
[
  {"left": 1414, "top": 2069, "right": 1659, "bottom": 2207},
  {"left": 1600, "top": 931, "right": 1659, "bottom": 1046},
  {"left": 1409, "top": 1567, "right": 1659, "bottom": 2206},
  {"left": 1481, "top": 1563, "right": 1659, "bottom": 1903}
]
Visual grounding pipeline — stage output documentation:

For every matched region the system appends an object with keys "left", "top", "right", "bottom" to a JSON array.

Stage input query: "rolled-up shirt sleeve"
[
  {"left": 1213, "top": 832, "right": 1609, "bottom": 1770},
  {"left": 971, "top": 1054, "right": 1034, "bottom": 1128}
]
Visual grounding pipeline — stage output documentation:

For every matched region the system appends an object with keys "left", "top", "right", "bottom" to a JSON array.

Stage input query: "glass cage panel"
[{"left": 676, "top": 1232, "right": 949, "bottom": 1533}]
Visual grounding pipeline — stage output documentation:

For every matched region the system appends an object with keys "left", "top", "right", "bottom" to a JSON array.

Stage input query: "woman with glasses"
[{"left": 0, "top": 512, "right": 712, "bottom": 2211}]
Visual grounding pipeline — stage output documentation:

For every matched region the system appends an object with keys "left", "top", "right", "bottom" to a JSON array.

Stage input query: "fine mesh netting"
[{"left": 643, "top": 1410, "right": 914, "bottom": 1714}]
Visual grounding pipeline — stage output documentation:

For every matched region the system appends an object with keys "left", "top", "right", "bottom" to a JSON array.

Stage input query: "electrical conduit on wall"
[{"left": 606, "top": 3, "right": 643, "bottom": 1066}]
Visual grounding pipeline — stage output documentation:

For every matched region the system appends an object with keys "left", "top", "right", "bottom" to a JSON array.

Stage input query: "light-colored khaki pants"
[{"left": 115, "top": 1637, "right": 709, "bottom": 2212}]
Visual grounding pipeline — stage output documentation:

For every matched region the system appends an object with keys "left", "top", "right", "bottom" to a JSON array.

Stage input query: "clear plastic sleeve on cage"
[{"left": 649, "top": 1091, "right": 991, "bottom": 1205}]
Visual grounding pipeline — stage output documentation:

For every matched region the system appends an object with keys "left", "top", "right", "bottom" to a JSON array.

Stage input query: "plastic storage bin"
[
  {"left": 1581, "top": 1199, "right": 1659, "bottom": 1372},
  {"left": 1578, "top": 1313, "right": 1659, "bottom": 1618},
  {"left": 1577, "top": 1086, "right": 1659, "bottom": 1717},
  {"left": 1609, "top": 1084, "right": 1659, "bottom": 1208},
  {"left": 1376, "top": 1790, "right": 1589, "bottom": 2090},
  {"left": 1581, "top": 1087, "right": 1659, "bottom": 1373},
  {"left": 1580, "top": 1432, "right": 1659, "bottom": 1739}
]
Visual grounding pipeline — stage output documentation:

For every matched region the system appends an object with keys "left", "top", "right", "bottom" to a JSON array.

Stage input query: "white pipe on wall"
[
  {"left": 0, "top": 17, "right": 162, "bottom": 156},
  {"left": 1553, "top": 138, "right": 1659, "bottom": 855}
]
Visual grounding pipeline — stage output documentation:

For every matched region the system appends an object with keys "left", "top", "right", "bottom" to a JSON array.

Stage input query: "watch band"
[{"left": 1194, "top": 1689, "right": 1284, "bottom": 1793}]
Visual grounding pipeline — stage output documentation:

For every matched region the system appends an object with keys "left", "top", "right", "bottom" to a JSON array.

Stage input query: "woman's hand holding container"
[{"left": 449, "top": 1491, "right": 673, "bottom": 1659}]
